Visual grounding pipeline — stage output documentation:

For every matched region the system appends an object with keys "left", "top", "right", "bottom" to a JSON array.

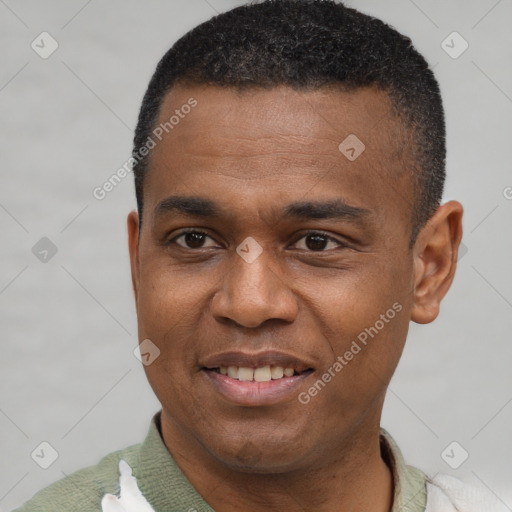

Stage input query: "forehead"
[
  {"left": 156, "top": 83, "right": 403, "bottom": 153},
  {"left": 144, "top": 84, "right": 414, "bottom": 230}
]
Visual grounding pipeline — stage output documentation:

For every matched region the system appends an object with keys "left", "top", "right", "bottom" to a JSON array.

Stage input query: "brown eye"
[
  {"left": 172, "top": 230, "right": 218, "bottom": 249},
  {"left": 305, "top": 234, "right": 328, "bottom": 251},
  {"left": 293, "top": 232, "right": 344, "bottom": 252}
]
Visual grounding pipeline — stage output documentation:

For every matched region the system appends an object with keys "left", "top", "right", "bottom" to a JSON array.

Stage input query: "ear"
[
  {"left": 411, "top": 200, "right": 464, "bottom": 324},
  {"left": 127, "top": 210, "right": 140, "bottom": 301}
]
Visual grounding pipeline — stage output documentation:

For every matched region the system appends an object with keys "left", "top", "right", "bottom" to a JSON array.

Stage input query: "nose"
[{"left": 211, "top": 243, "right": 298, "bottom": 328}]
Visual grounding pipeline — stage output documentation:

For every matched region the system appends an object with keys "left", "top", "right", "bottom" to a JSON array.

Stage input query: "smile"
[{"left": 200, "top": 351, "right": 315, "bottom": 406}]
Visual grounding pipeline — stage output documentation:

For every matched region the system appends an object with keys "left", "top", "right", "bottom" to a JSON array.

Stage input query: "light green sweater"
[{"left": 14, "top": 411, "right": 428, "bottom": 512}]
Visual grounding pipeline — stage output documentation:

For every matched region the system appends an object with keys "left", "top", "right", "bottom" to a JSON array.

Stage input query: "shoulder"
[
  {"left": 12, "top": 444, "right": 141, "bottom": 512},
  {"left": 426, "top": 473, "right": 504, "bottom": 512}
]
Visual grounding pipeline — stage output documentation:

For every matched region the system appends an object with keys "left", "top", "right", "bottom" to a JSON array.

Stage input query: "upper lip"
[{"left": 200, "top": 350, "right": 315, "bottom": 373}]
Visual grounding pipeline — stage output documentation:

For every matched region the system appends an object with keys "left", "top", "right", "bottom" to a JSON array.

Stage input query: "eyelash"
[{"left": 167, "top": 229, "right": 347, "bottom": 252}]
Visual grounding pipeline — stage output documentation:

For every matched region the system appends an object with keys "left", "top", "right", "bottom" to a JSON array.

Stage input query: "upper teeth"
[{"left": 218, "top": 366, "right": 296, "bottom": 382}]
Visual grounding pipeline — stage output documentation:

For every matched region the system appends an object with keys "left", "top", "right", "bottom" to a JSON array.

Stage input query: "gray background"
[{"left": 1, "top": 0, "right": 511, "bottom": 510}]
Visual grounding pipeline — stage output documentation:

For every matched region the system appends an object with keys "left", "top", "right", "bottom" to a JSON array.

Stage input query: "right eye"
[{"left": 168, "top": 229, "right": 220, "bottom": 250}]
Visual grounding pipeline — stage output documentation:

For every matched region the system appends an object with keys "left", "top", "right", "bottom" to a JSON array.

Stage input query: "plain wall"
[{"left": 1, "top": 0, "right": 511, "bottom": 510}]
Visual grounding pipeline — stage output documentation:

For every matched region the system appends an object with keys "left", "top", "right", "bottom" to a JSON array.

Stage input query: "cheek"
[
  {"left": 136, "top": 265, "right": 205, "bottom": 406},
  {"left": 307, "top": 258, "right": 411, "bottom": 391},
  {"left": 137, "top": 257, "right": 202, "bottom": 326},
  {"left": 313, "top": 253, "right": 410, "bottom": 327},
  {"left": 135, "top": 265, "right": 204, "bottom": 373},
  {"left": 318, "top": 292, "right": 407, "bottom": 374}
]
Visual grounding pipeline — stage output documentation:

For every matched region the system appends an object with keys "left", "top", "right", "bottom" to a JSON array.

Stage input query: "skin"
[{"left": 127, "top": 84, "right": 463, "bottom": 512}]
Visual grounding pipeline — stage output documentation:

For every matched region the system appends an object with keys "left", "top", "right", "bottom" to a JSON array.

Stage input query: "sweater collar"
[
  {"left": 134, "top": 411, "right": 427, "bottom": 512},
  {"left": 380, "top": 427, "right": 428, "bottom": 511}
]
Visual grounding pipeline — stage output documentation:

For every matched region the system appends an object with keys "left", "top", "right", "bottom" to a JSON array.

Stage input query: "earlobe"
[
  {"left": 127, "top": 210, "right": 140, "bottom": 300},
  {"left": 410, "top": 201, "right": 464, "bottom": 324}
]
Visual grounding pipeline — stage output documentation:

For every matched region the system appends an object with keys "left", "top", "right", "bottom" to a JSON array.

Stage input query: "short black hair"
[{"left": 132, "top": 0, "right": 445, "bottom": 242}]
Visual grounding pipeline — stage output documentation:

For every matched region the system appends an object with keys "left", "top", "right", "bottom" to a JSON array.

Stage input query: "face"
[{"left": 128, "top": 84, "right": 436, "bottom": 473}]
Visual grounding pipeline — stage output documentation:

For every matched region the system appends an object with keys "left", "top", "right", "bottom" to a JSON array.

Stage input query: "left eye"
[{"left": 292, "top": 232, "right": 344, "bottom": 252}]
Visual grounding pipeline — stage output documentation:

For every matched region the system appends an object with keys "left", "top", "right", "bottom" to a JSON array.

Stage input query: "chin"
[{"left": 206, "top": 434, "right": 314, "bottom": 474}]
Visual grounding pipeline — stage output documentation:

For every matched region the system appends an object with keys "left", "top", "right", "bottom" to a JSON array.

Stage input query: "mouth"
[{"left": 200, "top": 351, "right": 315, "bottom": 406}]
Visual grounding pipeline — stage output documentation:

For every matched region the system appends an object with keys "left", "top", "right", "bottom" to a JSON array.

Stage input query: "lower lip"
[{"left": 203, "top": 369, "right": 312, "bottom": 406}]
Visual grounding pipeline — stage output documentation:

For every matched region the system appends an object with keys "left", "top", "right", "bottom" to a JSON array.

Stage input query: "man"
[{"left": 14, "top": 1, "right": 501, "bottom": 511}]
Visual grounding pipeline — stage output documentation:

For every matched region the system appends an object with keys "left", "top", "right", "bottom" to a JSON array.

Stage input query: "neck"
[{"left": 160, "top": 412, "right": 394, "bottom": 512}]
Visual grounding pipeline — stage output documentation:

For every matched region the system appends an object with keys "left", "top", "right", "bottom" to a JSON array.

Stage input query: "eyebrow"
[{"left": 154, "top": 195, "right": 371, "bottom": 223}]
